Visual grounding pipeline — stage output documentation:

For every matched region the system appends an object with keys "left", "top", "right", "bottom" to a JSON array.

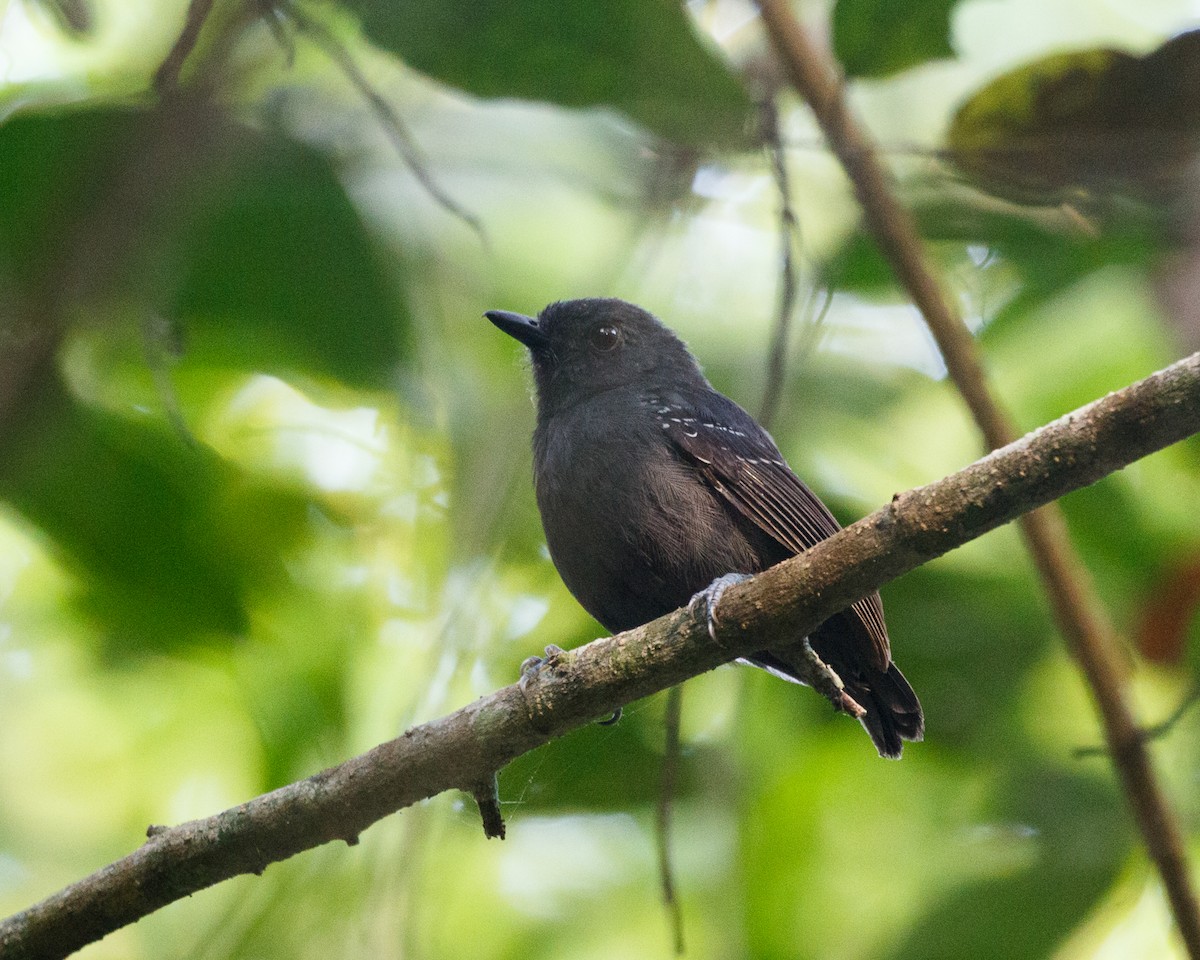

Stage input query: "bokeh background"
[{"left": 2, "top": 0, "right": 1200, "bottom": 957}]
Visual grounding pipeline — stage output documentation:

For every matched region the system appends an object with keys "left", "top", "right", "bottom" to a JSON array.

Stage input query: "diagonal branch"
[
  {"left": 4, "top": 351, "right": 1200, "bottom": 960},
  {"left": 754, "top": 2, "right": 1200, "bottom": 955}
]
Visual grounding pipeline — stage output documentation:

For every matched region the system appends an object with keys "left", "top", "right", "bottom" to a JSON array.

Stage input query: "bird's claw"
[
  {"left": 688, "top": 572, "right": 752, "bottom": 644},
  {"left": 597, "top": 706, "right": 622, "bottom": 726},
  {"left": 519, "top": 645, "right": 619, "bottom": 726},
  {"left": 519, "top": 644, "right": 565, "bottom": 688}
]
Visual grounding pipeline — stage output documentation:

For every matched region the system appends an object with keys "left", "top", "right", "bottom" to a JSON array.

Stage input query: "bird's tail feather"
[
  {"left": 845, "top": 662, "right": 924, "bottom": 760},
  {"left": 745, "top": 649, "right": 924, "bottom": 759}
]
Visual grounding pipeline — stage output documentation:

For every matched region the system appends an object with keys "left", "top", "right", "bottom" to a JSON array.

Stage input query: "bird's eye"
[{"left": 590, "top": 323, "right": 621, "bottom": 351}]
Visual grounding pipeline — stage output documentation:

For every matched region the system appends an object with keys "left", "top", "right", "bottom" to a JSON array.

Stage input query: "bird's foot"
[
  {"left": 519, "top": 645, "right": 620, "bottom": 726},
  {"left": 688, "top": 572, "right": 752, "bottom": 644},
  {"left": 518, "top": 645, "right": 565, "bottom": 734},
  {"left": 519, "top": 644, "right": 565, "bottom": 688}
]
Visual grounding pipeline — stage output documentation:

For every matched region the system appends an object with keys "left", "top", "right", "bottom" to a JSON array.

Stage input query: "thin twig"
[
  {"left": 758, "top": 96, "right": 802, "bottom": 430},
  {"left": 259, "top": 0, "right": 296, "bottom": 67},
  {"left": 153, "top": 0, "right": 217, "bottom": 95},
  {"left": 279, "top": 2, "right": 486, "bottom": 241},
  {"left": 754, "top": 3, "right": 1200, "bottom": 956},
  {"left": 5, "top": 349, "right": 1200, "bottom": 959},
  {"left": 656, "top": 686, "right": 686, "bottom": 956},
  {"left": 798, "top": 282, "right": 835, "bottom": 361},
  {"left": 141, "top": 313, "right": 195, "bottom": 446},
  {"left": 1149, "top": 684, "right": 1200, "bottom": 739},
  {"left": 1076, "top": 683, "right": 1200, "bottom": 759}
]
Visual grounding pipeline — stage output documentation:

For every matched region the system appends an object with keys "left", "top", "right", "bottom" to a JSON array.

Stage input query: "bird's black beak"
[{"left": 486, "top": 310, "right": 550, "bottom": 351}]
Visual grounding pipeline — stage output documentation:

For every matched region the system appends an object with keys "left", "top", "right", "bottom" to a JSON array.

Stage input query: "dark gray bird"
[{"left": 487, "top": 297, "right": 923, "bottom": 758}]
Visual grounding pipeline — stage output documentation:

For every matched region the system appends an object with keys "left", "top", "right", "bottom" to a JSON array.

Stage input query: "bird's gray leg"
[{"left": 688, "top": 572, "right": 753, "bottom": 643}]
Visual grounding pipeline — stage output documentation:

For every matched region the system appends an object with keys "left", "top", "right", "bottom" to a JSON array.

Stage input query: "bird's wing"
[{"left": 648, "top": 389, "right": 890, "bottom": 669}]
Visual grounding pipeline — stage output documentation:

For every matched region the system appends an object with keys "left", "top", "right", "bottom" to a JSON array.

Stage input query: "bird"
[{"left": 486, "top": 297, "right": 923, "bottom": 758}]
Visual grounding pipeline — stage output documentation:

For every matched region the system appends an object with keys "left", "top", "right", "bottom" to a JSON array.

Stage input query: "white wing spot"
[{"left": 701, "top": 421, "right": 747, "bottom": 438}]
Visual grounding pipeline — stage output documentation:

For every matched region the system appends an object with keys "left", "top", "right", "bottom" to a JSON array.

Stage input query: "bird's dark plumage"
[{"left": 487, "top": 298, "right": 923, "bottom": 758}]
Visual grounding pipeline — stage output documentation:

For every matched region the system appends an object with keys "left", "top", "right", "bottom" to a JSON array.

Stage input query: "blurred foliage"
[
  {"left": 340, "top": 0, "right": 754, "bottom": 147},
  {"left": 1, "top": 1, "right": 1200, "bottom": 959},
  {"left": 0, "top": 104, "right": 408, "bottom": 386},
  {"left": 946, "top": 29, "right": 1200, "bottom": 206},
  {"left": 832, "top": 0, "right": 961, "bottom": 78},
  {"left": 23, "top": 0, "right": 94, "bottom": 37}
]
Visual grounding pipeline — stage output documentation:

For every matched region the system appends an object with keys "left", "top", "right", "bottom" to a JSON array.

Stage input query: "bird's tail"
[
  {"left": 745, "top": 647, "right": 924, "bottom": 758},
  {"left": 844, "top": 661, "right": 924, "bottom": 760}
]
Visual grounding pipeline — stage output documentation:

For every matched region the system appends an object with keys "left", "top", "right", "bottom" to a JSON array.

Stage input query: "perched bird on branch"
[{"left": 488, "top": 298, "right": 923, "bottom": 757}]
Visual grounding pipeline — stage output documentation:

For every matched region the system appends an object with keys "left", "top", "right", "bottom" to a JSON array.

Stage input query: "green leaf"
[
  {"left": 818, "top": 195, "right": 1159, "bottom": 318},
  {"left": 888, "top": 769, "right": 1128, "bottom": 960},
  {"left": 167, "top": 122, "right": 410, "bottom": 390},
  {"left": 0, "top": 108, "right": 126, "bottom": 294},
  {"left": 0, "top": 104, "right": 408, "bottom": 389},
  {"left": 339, "top": 0, "right": 753, "bottom": 147},
  {"left": 833, "top": 0, "right": 959, "bottom": 78},
  {"left": 0, "top": 378, "right": 313, "bottom": 651},
  {"left": 819, "top": 230, "right": 896, "bottom": 293},
  {"left": 947, "top": 30, "right": 1200, "bottom": 203}
]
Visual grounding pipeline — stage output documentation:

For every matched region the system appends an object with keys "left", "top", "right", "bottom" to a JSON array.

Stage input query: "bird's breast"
[{"left": 531, "top": 397, "right": 764, "bottom": 632}]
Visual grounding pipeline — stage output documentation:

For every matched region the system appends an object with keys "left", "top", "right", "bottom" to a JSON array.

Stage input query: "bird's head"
[{"left": 486, "top": 298, "right": 706, "bottom": 417}]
